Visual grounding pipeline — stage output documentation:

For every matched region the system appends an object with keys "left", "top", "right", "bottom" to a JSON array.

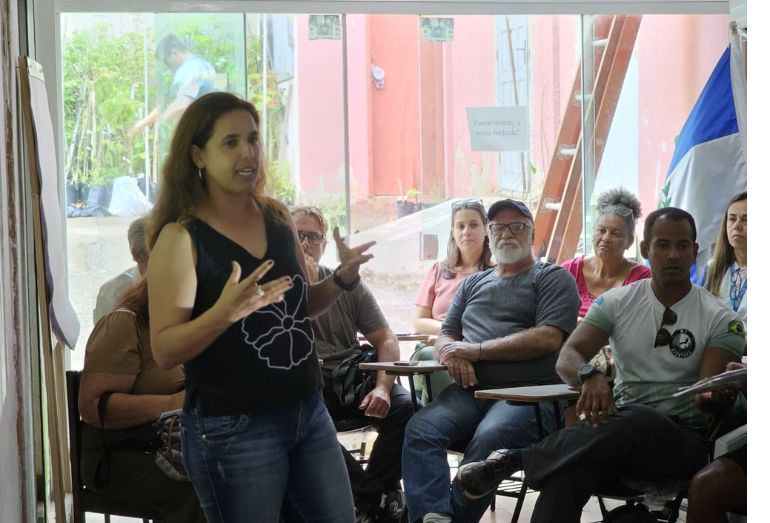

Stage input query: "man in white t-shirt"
[
  {"left": 455, "top": 207, "right": 746, "bottom": 523},
  {"left": 92, "top": 216, "right": 148, "bottom": 323}
]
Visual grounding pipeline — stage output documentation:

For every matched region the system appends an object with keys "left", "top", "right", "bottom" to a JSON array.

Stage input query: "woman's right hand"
[{"left": 214, "top": 260, "right": 294, "bottom": 324}]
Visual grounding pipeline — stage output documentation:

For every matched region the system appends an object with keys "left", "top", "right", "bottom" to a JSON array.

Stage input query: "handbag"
[
  {"left": 152, "top": 409, "right": 189, "bottom": 482},
  {"left": 96, "top": 392, "right": 189, "bottom": 485}
]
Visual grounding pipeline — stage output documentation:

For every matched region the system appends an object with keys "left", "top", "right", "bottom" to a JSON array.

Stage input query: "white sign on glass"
[{"left": 466, "top": 106, "right": 529, "bottom": 152}]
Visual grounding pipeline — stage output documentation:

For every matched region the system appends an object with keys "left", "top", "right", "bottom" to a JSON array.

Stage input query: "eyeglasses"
[
  {"left": 489, "top": 222, "right": 529, "bottom": 236},
  {"left": 654, "top": 307, "right": 678, "bottom": 347},
  {"left": 452, "top": 198, "right": 485, "bottom": 210},
  {"left": 297, "top": 231, "right": 325, "bottom": 245},
  {"left": 599, "top": 203, "right": 633, "bottom": 217}
]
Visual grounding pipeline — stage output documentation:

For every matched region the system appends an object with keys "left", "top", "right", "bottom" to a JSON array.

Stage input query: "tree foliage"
[{"left": 62, "top": 21, "right": 152, "bottom": 188}]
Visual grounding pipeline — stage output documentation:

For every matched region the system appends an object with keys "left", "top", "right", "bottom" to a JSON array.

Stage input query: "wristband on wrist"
[{"left": 333, "top": 265, "right": 360, "bottom": 291}]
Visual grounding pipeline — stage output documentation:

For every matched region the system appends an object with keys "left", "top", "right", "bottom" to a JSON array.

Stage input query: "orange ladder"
[{"left": 533, "top": 15, "right": 642, "bottom": 263}]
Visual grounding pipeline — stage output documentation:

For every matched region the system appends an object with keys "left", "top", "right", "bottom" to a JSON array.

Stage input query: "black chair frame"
[{"left": 66, "top": 370, "right": 165, "bottom": 523}]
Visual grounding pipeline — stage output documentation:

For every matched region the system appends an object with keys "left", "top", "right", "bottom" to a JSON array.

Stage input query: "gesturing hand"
[
  {"left": 332, "top": 227, "right": 376, "bottom": 286},
  {"left": 214, "top": 260, "right": 294, "bottom": 324}
]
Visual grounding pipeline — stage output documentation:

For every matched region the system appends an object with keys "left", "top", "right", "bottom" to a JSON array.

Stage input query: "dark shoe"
[
  {"left": 373, "top": 490, "right": 407, "bottom": 522},
  {"left": 355, "top": 508, "right": 375, "bottom": 523},
  {"left": 455, "top": 449, "right": 523, "bottom": 500}
]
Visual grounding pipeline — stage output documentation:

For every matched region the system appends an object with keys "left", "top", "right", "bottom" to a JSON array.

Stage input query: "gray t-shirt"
[
  {"left": 312, "top": 265, "right": 389, "bottom": 373},
  {"left": 441, "top": 262, "right": 580, "bottom": 388}
]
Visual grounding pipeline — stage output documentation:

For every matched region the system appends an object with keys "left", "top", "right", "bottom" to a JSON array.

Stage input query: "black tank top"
[{"left": 182, "top": 211, "right": 322, "bottom": 416}]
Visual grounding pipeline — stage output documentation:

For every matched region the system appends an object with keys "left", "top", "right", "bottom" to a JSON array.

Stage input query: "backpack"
[{"left": 329, "top": 344, "right": 378, "bottom": 407}]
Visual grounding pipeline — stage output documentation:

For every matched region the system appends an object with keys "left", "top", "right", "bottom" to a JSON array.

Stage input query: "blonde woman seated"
[
  {"left": 411, "top": 199, "right": 494, "bottom": 402},
  {"left": 79, "top": 279, "right": 205, "bottom": 523},
  {"left": 561, "top": 188, "right": 650, "bottom": 376}
]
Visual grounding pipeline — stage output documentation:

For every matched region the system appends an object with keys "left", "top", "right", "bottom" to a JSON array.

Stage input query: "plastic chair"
[{"left": 66, "top": 370, "right": 164, "bottom": 523}]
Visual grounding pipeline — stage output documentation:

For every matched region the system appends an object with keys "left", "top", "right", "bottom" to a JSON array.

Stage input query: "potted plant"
[{"left": 396, "top": 188, "right": 420, "bottom": 218}]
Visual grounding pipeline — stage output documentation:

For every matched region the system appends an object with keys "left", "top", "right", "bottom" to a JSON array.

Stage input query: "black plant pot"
[
  {"left": 86, "top": 184, "right": 113, "bottom": 209},
  {"left": 396, "top": 200, "right": 418, "bottom": 218},
  {"left": 65, "top": 183, "right": 80, "bottom": 205}
]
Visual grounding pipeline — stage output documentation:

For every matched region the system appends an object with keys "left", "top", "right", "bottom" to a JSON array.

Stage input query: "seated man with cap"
[{"left": 401, "top": 199, "right": 581, "bottom": 523}]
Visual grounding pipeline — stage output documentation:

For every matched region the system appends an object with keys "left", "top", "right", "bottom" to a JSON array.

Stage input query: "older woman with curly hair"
[{"left": 562, "top": 188, "right": 651, "bottom": 318}]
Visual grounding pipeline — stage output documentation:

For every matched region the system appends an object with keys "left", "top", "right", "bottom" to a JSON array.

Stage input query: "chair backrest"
[
  {"left": 65, "top": 370, "right": 85, "bottom": 523},
  {"left": 65, "top": 370, "right": 163, "bottom": 523}
]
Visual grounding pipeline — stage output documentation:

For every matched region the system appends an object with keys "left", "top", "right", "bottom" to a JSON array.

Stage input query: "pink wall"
[
  {"left": 296, "top": 16, "right": 346, "bottom": 196},
  {"left": 296, "top": 14, "right": 730, "bottom": 215},
  {"left": 444, "top": 17, "right": 497, "bottom": 198},
  {"left": 369, "top": 16, "right": 421, "bottom": 196},
  {"left": 635, "top": 14, "right": 730, "bottom": 216}
]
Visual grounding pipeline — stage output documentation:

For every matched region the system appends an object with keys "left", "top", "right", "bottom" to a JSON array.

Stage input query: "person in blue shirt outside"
[{"left": 130, "top": 34, "right": 216, "bottom": 138}]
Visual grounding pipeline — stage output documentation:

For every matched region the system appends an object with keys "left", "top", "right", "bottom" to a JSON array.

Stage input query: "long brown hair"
[
  {"left": 705, "top": 191, "right": 747, "bottom": 297},
  {"left": 147, "top": 92, "right": 275, "bottom": 247},
  {"left": 440, "top": 200, "right": 494, "bottom": 279},
  {"left": 116, "top": 277, "right": 149, "bottom": 323}
]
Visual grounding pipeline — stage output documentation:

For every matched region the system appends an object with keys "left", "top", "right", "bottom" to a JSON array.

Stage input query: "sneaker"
[
  {"left": 455, "top": 448, "right": 523, "bottom": 500},
  {"left": 373, "top": 490, "right": 407, "bottom": 523}
]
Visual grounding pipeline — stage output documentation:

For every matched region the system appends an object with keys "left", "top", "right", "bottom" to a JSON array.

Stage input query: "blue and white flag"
[{"left": 660, "top": 32, "right": 746, "bottom": 279}]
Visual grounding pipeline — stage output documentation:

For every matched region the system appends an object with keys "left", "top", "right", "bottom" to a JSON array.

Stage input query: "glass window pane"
[
  {"left": 582, "top": 14, "right": 730, "bottom": 259},
  {"left": 341, "top": 14, "right": 580, "bottom": 334},
  {"left": 61, "top": 12, "right": 247, "bottom": 367}
]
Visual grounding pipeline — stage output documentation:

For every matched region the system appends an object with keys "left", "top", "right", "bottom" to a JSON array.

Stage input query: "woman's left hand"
[{"left": 333, "top": 226, "right": 376, "bottom": 285}]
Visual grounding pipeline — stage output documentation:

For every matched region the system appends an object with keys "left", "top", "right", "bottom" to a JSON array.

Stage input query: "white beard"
[{"left": 492, "top": 243, "right": 530, "bottom": 264}]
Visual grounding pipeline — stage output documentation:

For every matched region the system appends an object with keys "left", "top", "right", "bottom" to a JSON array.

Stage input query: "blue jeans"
[
  {"left": 181, "top": 391, "right": 355, "bottom": 523},
  {"left": 402, "top": 384, "right": 558, "bottom": 523}
]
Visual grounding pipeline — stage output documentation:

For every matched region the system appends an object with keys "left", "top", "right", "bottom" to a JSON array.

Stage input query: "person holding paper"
[
  {"left": 686, "top": 361, "right": 747, "bottom": 523},
  {"left": 455, "top": 207, "right": 745, "bottom": 523}
]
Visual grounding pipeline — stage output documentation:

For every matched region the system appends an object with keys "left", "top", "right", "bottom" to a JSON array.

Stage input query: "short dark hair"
[
  {"left": 643, "top": 207, "right": 697, "bottom": 244},
  {"left": 156, "top": 34, "right": 187, "bottom": 60}
]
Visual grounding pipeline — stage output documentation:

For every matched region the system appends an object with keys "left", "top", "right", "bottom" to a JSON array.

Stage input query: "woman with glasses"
[
  {"left": 561, "top": 188, "right": 650, "bottom": 378},
  {"left": 562, "top": 188, "right": 650, "bottom": 318},
  {"left": 699, "top": 192, "right": 747, "bottom": 328},
  {"left": 145, "top": 92, "right": 374, "bottom": 522},
  {"left": 410, "top": 199, "right": 494, "bottom": 403}
]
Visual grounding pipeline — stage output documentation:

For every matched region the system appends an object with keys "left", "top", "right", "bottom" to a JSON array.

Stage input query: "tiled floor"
[{"left": 83, "top": 492, "right": 682, "bottom": 522}]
